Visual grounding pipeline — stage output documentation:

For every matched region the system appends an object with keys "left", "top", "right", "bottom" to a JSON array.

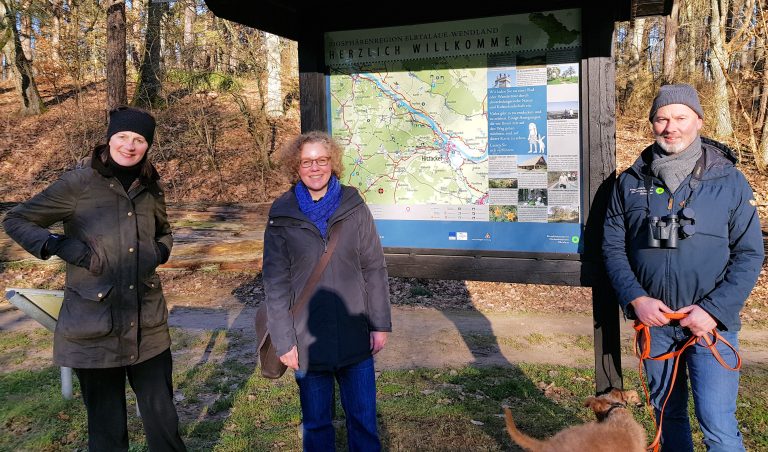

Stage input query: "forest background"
[
  {"left": 0, "top": 0, "right": 766, "bottom": 319},
  {"left": 1, "top": 2, "right": 768, "bottom": 450}
]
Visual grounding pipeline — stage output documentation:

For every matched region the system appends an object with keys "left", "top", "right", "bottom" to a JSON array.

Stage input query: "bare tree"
[
  {"left": 133, "top": 0, "right": 163, "bottom": 107},
  {"left": 625, "top": 17, "right": 646, "bottom": 98},
  {"left": 755, "top": 7, "right": 767, "bottom": 130},
  {"left": 106, "top": 0, "right": 127, "bottom": 110},
  {"left": 50, "top": 0, "right": 63, "bottom": 61},
  {"left": 756, "top": 0, "right": 768, "bottom": 170},
  {"left": 662, "top": 0, "right": 680, "bottom": 83},
  {"left": 183, "top": 0, "right": 195, "bottom": 70},
  {"left": 709, "top": 0, "right": 734, "bottom": 138},
  {"left": 0, "top": 0, "right": 44, "bottom": 115},
  {"left": 19, "top": 0, "right": 31, "bottom": 60}
]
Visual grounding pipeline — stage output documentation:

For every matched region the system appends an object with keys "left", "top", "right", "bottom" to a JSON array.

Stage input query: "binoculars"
[{"left": 647, "top": 208, "right": 696, "bottom": 249}]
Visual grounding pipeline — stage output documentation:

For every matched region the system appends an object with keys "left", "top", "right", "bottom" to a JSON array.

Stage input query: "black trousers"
[{"left": 74, "top": 348, "right": 186, "bottom": 452}]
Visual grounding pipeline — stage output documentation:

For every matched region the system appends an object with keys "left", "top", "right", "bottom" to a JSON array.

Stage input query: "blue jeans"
[
  {"left": 642, "top": 325, "right": 743, "bottom": 452},
  {"left": 295, "top": 357, "right": 380, "bottom": 452}
]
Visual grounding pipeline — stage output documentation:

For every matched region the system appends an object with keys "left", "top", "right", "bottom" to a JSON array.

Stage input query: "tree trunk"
[
  {"left": 128, "top": 0, "right": 143, "bottom": 72},
  {"left": 662, "top": 0, "right": 680, "bottom": 83},
  {"left": 51, "top": 0, "right": 63, "bottom": 62},
  {"left": 20, "top": 6, "right": 32, "bottom": 61},
  {"left": 106, "top": 0, "right": 127, "bottom": 111},
  {"left": 755, "top": 16, "right": 767, "bottom": 129},
  {"left": 0, "top": 0, "right": 43, "bottom": 115},
  {"left": 709, "top": 0, "right": 734, "bottom": 138},
  {"left": 760, "top": 69, "right": 768, "bottom": 170},
  {"left": 133, "top": 0, "right": 163, "bottom": 107},
  {"left": 219, "top": 19, "right": 232, "bottom": 73},
  {"left": 682, "top": 0, "right": 698, "bottom": 77},
  {"left": 757, "top": 0, "right": 768, "bottom": 169},
  {"left": 265, "top": 32, "right": 282, "bottom": 117},
  {"left": 183, "top": 0, "right": 195, "bottom": 70},
  {"left": 624, "top": 17, "right": 646, "bottom": 99}
]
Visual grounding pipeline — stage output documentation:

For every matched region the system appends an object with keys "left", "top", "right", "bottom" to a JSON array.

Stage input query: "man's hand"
[
  {"left": 279, "top": 345, "right": 299, "bottom": 370},
  {"left": 630, "top": 296, "right": 674, "bottom": 327},
  {"left": 370, "top": 331, "right": 388, "bottom": 355},
  {"left": 677, "top": 305, "right": 717, "bottom": 337}
]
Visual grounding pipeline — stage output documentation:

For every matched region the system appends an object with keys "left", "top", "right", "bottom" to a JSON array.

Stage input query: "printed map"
[{"left": 331, "top": 57, "right": 489, "bottom": 205}]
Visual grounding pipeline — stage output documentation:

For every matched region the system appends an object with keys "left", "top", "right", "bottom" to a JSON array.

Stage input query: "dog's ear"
[{"left": 584, "top": 396, "right": 612, "bottom": 414}]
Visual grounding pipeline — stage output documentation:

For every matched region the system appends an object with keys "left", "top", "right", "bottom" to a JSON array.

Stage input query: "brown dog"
[{"left": 504, "top": 389, "right": 646, "bottom": 452}]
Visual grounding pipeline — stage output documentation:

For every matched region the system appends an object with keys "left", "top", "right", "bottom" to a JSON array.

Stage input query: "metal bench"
[{"left": 4, "top": 288, "right": 72, "bottom": 399}]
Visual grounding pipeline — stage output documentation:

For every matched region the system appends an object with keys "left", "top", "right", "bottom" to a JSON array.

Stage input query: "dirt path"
[{"left": 3, "top": 295, "right": 767, "bottom": 370}]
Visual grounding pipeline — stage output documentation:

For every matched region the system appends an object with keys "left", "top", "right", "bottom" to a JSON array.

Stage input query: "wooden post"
[
  {"left": 581, "top": 3, "right": 623, "bottom": 394},
  {"left": 298, "top": 33, "right": 327, "bottom": 132}
]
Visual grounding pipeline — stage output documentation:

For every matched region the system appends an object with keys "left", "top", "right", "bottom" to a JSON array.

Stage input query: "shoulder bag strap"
[{"left": 289, "top": 222, "right": 342, "bottom": 316}]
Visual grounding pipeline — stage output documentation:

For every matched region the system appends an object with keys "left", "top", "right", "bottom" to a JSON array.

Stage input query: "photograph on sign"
[{"left": 325, "top": 9, "right": 581, "bottom": 253}]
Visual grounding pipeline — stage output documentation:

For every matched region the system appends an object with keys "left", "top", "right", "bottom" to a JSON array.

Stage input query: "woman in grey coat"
[
  {"left": 263, "top": 131, "right": 392, "bottom": 451},
  {"left": 2, "top": 107, "right": 185, "bottom": 452}
]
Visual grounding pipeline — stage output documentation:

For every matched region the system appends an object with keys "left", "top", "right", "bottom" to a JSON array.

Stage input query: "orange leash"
[{"left": 633, "top": 312, "right": 741, "bottom": 452}]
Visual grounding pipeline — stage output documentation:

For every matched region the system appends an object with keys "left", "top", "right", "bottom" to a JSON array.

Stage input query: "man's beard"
[{"left": 655, "top": 135, "right": 692, "bottom": 154}]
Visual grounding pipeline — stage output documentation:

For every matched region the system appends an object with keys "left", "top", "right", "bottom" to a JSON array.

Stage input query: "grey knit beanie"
[{"left": 648, "top": 84, "right": 704, "bottom": 121}]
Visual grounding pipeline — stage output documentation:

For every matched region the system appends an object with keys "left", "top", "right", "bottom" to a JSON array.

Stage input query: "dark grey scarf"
[{"left": 650, "top": 136, "right": 702, "bottom": 193}]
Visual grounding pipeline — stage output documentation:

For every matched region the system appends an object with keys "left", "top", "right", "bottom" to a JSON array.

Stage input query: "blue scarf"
[{"left": 295, "top": 175, "right": 342, "bottom": 238}]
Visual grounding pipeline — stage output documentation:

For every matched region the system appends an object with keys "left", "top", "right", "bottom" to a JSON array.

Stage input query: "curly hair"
[{"left": 276, "top": 131, "right": 345, "bottom": 184}]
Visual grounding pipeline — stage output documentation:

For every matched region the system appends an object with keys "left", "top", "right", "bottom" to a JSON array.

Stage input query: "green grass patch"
[
  {"left": 525, "top": 332, "right": 549, "bottom": 345},
  {"left": 0, "top": 329, "right": 52, "bottom": 354},
  {"left": 461, "top": 333, "right": 526, "bottom": 351},
  {"left": 409, "top": 284, "right": 432, "bottom": 297},
  {"left": 0, "top": 367, "right": 88, "bottom": 450},
  {"left": 556, "top": 333, "right": 594, "bottom": 351},
  {"left": 0, "top": 330, "right": 54, "bottom": 369},
  {"left": 166, "top": 69, "right": 241, "bottom": 93},
  {"left": 3, "top": 331, "right": 766, "bottom": 451}
]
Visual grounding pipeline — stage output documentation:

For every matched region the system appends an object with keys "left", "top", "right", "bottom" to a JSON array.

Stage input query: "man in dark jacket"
[
  {"left": 3, "top": 107, "right": 185, "bottom": 452},
  {"left": 603, "top": 84, "right": 763, "bottom": 452}
]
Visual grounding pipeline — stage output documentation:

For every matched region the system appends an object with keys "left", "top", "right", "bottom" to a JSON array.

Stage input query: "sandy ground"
[{"left": 3, "top": 294, "right": 768, "bottom": 371}]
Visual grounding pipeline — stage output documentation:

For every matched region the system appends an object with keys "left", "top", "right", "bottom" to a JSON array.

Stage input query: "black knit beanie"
[
  {"left": 106, "top": 106, "right": 156, "bottom": 148},
  {"left": 648, "top": 84, "right": 704, "bottom": 121}
]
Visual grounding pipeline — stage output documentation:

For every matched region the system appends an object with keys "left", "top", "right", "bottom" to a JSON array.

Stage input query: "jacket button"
[
  {"left": 130, "top": 321, "right": 135, "bottom": 327},
  {"left": 130, "top": 355, "right": 135, "bottom": 360},
  {"left": 129, "top": 284, "right": 134, "bottom": 289},
  {"left": 97, "top": 292, "right": 103, "bottom": 298},
  {"left": 110, "top": 183, "right": 114, "bottom": 188},
  {"left": 129, "top": 247, "right": 135, "bottom": 253},
  {"left": 150, "top": 283, "right": 156, "bottom": 288},
  {"left": 269, "top": 220, "right": 274, "bottom": 224},
  {"left": 127, "top": 212, "right": 133, "bottom": 216}
]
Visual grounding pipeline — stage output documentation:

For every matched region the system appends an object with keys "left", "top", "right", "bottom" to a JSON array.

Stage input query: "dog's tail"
[{"left": 504, "top": 407, "right": 544, "bottom": 452}]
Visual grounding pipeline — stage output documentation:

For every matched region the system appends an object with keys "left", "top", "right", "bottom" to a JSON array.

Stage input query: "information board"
[{"left": 326, "top": 9, "right": 582, "bottom": 253}]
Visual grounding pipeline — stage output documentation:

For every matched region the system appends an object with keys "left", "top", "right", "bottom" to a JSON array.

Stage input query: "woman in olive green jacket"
[{"left": 2, "top": 107, "right": 185, "bottom": 452}]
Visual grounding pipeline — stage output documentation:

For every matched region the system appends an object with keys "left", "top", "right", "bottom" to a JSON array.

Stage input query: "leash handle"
[{"left": 663, "top": 312, "right": 687, "bottom": 320}]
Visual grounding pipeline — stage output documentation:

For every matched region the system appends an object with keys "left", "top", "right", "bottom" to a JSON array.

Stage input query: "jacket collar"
[
  {"left": 270, "top": 185, "right": 364, "bottom": 225},
  {"left": 629, "top": 136, "right": 737, "bottom": 182}
]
